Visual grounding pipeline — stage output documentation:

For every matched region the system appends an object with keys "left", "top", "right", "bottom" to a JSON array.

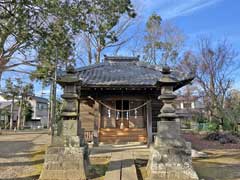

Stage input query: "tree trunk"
[
  {"left": 50, "top": 70, "right": 57, "bottom": 134},
  {"left": 88, "top": 47, "right": 92, "bottom": 65},
  {"left": 17, "top": 97, "right": 23, "bottom": 130},
  {"left": 96, "top": 49, "right": 101, "bottom": 64},
  {"left": 4, "top": 115, "right": 8, "bottom": 129},
  {"left": 48, "top": 85, "right": 52, "bottom": 129},
  {"left": 22, "top": 109, "right": 26, "bottom": 129},
  {"left": 10, "top": 97, "right": 15, "bottom": 130},
  {"left": 86, "top": 34, "right": 92, "bottom": 64},
  {"left": 0, "top": 71, "right": 2, "bottom": 89}
]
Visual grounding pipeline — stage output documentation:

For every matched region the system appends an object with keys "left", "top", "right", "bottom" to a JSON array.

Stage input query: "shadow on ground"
[{"left": 0, "top": 175, "right": 39, "bottom": 180}]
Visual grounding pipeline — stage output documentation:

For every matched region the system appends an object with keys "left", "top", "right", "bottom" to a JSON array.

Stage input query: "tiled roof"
[{"left": 75, "top": 56, "right": 194, "bottom": 90}]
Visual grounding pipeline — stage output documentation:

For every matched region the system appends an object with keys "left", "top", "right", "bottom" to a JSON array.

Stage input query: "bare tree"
[{"left": 181, "top": 37, "right": 239, "bottom": 127}]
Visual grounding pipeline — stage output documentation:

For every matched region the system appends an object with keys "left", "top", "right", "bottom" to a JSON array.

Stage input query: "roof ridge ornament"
[
  {"left": 161, "top": 66, "right": 171, "bottom": 74},
  {"left": 104, "top": 55, "right": 139, "bottom": 62},
  {"left": 66, "top": 64, "right": 75, "bottom": 74}
]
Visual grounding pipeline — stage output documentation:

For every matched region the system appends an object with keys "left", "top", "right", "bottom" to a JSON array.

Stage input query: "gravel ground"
[{"left": 0, "top": 131, "right": 50, "bottom": 180}]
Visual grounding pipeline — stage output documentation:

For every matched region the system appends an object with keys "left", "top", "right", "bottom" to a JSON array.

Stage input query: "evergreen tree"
[
  {"left": 144, "top": 13, "right": 185, "bottom": 65},
  {"left": 1, "top": 78, "right": 19, "bottom": 130}
]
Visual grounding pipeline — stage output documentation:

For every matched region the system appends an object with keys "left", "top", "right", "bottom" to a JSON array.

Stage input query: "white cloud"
[{"left": 133, "top": 0, "right": 222, "bottom": 19}]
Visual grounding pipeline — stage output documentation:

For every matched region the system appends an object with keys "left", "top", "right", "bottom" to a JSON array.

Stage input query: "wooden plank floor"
[{"left": 104, "top": 151, "right": 138, "bottom": 180}]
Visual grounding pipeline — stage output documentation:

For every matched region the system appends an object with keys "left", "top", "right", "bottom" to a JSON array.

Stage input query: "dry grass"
[{"left": 17, "top": 145, "right": 47, "bottom": 179}]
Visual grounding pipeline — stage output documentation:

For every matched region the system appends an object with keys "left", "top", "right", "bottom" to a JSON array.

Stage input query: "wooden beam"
[{"left": 147, "top": 100, "right": 153, "bottom": 146}]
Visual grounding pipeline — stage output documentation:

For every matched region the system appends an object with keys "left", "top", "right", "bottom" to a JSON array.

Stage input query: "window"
[
  {"left": 116, "top": 100, "right": 129, "bottom": 118},
  {"left": 37, "top": 103, "right": 47, "bottom": 110},
  {"left": 0, "top": 115, "right": 5, "bottom": 121}
]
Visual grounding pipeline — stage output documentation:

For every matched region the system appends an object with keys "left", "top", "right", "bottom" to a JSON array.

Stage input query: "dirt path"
[
  {"left": 193, "top": 149, "right": 240, "bottom": 180},
  {"left": 183, "top": 132, "right": 240, "bottom": 180},
  {"left": 0, "top": 131, "right": 50, "bottom": 180}
]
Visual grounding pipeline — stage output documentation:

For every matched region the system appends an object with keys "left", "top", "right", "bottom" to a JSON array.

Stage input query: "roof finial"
[
  {"left": 161, "top": 66, "right": 171, "bottom": 74},
  {"left": 66, "top": 64, "right": 75, "bottom": 74}
]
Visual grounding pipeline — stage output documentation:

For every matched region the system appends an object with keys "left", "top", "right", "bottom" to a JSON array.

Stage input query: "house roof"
[
  {"left": 28, "top": 96, "right": 48, "bottom": 103},
  {"left": 74, "top": 56, "right": 194, "bottom": 90},
  {"left": 176, "top": 96, "right": 199, "bottom": 101},
  {"left": 0, "top": 102, "right": 11, "bottom": 109}
]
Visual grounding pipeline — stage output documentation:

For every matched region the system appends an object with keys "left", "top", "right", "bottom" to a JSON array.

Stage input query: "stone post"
[
  {"left": 147, "top": 67, "right": 199, "bottom": 180},
  {"left": 39, "top": 65, "right": 88, "bottom": 180}
]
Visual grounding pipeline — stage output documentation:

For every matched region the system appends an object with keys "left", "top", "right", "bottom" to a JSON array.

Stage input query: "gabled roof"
[
  {"left": 28, "top": 96, "right": 48, "bottom": 103},
  {"left": 74, "top": 56, "right": 194, "bottom": 90}
]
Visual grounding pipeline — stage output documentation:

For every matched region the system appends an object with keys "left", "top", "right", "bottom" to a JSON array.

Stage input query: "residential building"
[
  {"left": 27, "top": 96, "right": 49, "bottom": 128},
  {"left": 0, "top": 95, "right": 49, "bottom": 128},
  {"left": 0, "top": 101, "right": 18, "bottom": 128},
  {"left": 175, "top": 95, "right": 205, "bottom": 129}
]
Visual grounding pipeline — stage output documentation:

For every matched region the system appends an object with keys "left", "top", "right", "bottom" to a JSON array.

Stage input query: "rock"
[{"left": 192, "top": 149, "right": 208, "bottom": 158}]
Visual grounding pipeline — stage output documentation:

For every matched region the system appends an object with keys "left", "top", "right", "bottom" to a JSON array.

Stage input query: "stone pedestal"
[
  {"left": 147, "top": 66, "right": 199, "bottom": 180},
  {"left": 40, "top": 121, "right": 89, "bottom": 180},
  {"left": 40, "top": 146, "right": 88, "bottom": 180},
  {"left": 147, "top": 121, "right": 198, "bottom": 180},
  {"left": 40, "top": 66, "right": 88, "bottom": 180}
]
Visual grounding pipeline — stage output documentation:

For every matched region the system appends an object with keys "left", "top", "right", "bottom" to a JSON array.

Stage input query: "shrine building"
[{"left": 58, "top": 55, "right": 194, "bottom": 145}]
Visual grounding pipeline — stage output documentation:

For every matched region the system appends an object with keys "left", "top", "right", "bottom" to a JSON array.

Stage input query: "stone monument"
[
  {"left": 147, "top": 66, "right": 199, "bottom": 180},
  {"left": 39, "top": 66, "right": 88, "bottom": 180}
]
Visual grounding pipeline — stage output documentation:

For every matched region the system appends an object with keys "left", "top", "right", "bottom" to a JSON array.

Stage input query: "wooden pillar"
[
  {"left": 93, "top": 101, "right": 100, "bottom": 145},
  {"left": 146, "top": 100, "right": 152, "bottom": 146}
]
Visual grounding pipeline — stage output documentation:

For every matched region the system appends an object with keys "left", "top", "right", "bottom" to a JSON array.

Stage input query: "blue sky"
[
  {"left": 2, "top": 0, "right": 240, "bottom": 97},
  {"left": 131, "top": 0, "right": 240, "bottom": 49},
  {"left": 130, "top": 0, "right": 240, "bottom": 87}
]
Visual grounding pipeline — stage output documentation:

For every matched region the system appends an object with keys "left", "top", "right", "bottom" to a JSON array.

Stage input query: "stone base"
[
  {"left": 39, "top": 146, "right": 88, "bottom": 180},
  {"left": 147, "top": 135, "right": 199, "bottom": 180}
]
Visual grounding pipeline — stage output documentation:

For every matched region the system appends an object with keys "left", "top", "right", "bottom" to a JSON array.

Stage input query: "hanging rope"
[{"left": 88, "top": 96, "right": 151, "bottom": 112}]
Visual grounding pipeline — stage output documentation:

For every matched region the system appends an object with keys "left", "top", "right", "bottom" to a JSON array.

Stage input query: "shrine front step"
[{"left": 104, "top": 151, "right": 138, "bottom": 180}]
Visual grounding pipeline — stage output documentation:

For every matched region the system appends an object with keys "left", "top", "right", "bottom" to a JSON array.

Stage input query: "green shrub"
[
  {"left": 222, "top": 118, "right": 234, "bottom": 131},
  {"left": 207, "top": 122, "right": 219, "bottom": 132},
  {"left": 222, "top": 118, "right": 239, "bottom": 132},
  {"left": 198, "top": 122, "right": 209, "bottom": 131}
]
